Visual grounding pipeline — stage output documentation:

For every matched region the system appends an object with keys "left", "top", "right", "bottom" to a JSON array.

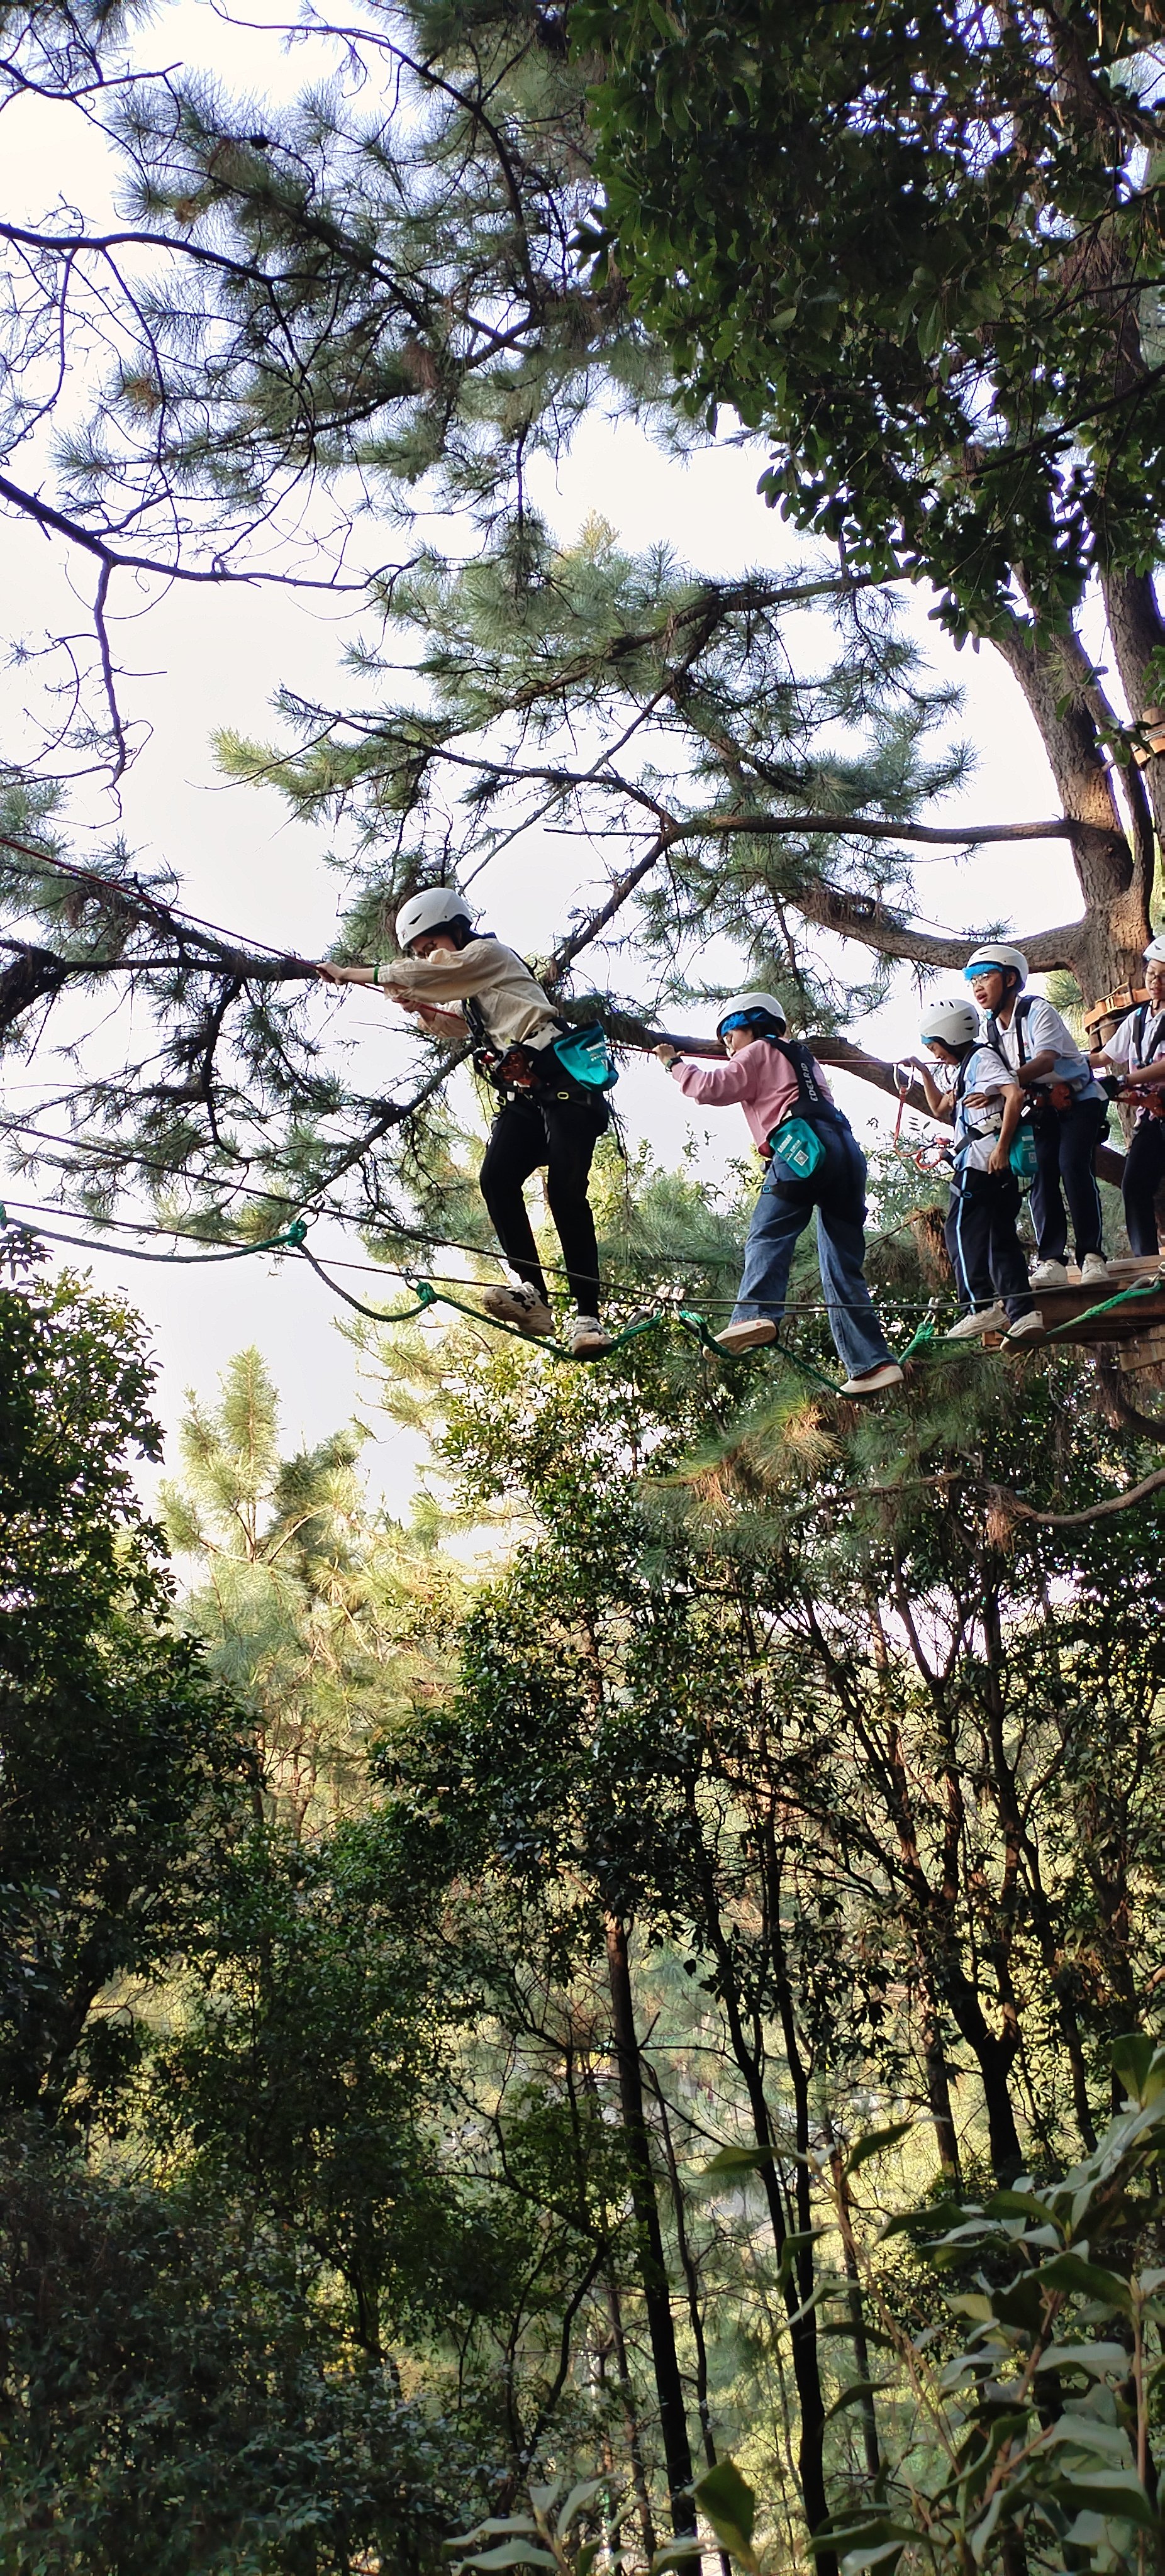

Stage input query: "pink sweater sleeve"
[{"left": 670, "top": 1055, "right": 755, "bottom": 1104}]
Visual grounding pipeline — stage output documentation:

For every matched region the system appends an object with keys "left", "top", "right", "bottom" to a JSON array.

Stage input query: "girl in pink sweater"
[{"left": 658, "top": 992, "right": 902, "bottom": 1395}]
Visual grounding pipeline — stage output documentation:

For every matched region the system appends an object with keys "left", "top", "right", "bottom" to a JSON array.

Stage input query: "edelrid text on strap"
[{"left": 771, "top": 1036, "right": 830, "bottom": 1114}]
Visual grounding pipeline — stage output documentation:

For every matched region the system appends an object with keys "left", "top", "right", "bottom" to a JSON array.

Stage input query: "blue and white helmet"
[
  {"left": 964, "top": 943, "right": 1028, "bottom": 987},
  {"left": 716, "top": 989, "right": 788, "bottom": 1035}
]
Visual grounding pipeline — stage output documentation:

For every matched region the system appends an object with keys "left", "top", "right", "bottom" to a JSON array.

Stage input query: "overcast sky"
[{"left": 1, "top": 1, "right": 1093, "bottom": 1519}]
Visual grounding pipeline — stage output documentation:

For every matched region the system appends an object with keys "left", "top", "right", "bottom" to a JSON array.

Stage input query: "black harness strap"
[
  {"left": 1130, "top": 1001, "right": 1165, "bottom": 1067},
  {"left": 986, "top": 991, "right": 1036, "bottom": 1064},
  {"left": 769, "top": 1035, "right": 833, "bottom": 1116}
]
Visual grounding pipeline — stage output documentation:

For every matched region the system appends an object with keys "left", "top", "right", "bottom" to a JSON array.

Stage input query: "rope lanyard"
[
  {"left": 0, "top": 1206, "right": 309, "bottom": 1264},
  {"left": 5, "top": 1192, "right": 1161, "bottom": 1396}
]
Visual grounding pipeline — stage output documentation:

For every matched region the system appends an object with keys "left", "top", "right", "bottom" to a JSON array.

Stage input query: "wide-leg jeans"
[{"left": 732, "top": 1117, "right": 893, "bottom": 1378}]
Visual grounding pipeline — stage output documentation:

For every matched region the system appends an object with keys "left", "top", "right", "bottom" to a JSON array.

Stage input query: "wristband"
[
  {"left": 372, "top": 961, "right": 380, "bottom": 985},
  {"left": 666, "top": 1052, "right": 683, "bottom": 1070}
]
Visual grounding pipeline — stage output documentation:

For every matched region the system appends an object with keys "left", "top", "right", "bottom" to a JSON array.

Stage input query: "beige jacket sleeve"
[{"left": 384, "top": 941, "right": 561, "bottom": 1052}]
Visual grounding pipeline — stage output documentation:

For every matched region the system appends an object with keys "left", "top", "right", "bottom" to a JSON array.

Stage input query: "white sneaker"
[
  {"left": 1079, "top": 1252, "right": 1110, "bottom": 1285},
  {"left": 840, "top": 1360, "right": 905, "bottom": 1396},
  {"left": 567, "top": 1314, "right": 613, "bottom": 1358},
  {"left": 1029, "top": 1259, "right": 1070, "bottom": 1291},
  {"left": 715, "top": 1318, "right": 778, "bottom": 1353},
  {"left": 483, "top": 1281, "right": 555, "bottom": 1335},
  {"left": 944, "top": 1303, "right": 1008, "bottom": 1340},
  {"left": 1004, "top": 1307, "right": 1044, "bottom": 1340}
]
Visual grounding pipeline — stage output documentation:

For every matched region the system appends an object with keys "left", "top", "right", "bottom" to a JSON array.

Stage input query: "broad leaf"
[
  {"left": 693, "top": 2458, "right": 757, "bottom": 2563},
  {"left": 844, "top": 2118, "right": 915, "bottom": 2176}
]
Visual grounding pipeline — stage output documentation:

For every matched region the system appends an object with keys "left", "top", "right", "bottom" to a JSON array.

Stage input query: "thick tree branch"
[
  {"left": 697, "top": 811, "right": 1073, "bottom": 849},
  {"left": 982, "top": 1465, "right": 1165, "bottom": 1523}
]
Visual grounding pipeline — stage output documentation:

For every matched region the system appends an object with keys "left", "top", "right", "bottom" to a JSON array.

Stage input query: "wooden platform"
[{"left": 985, "top": 1255, "right": 1165, "bottom": 1352}]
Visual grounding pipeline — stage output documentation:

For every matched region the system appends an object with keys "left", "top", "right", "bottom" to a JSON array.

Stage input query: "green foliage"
[
  {"left": 13, "top": 1182, "right": 1165, "bottom": 2569},
  {"left": 0, "top": 2136, "right": 455, "bottom": 2575},
  {"left": 162, "top": 1347, "right": 462, "bottom": 1828},
  {"left": 227, "top": 522, "right": 962, "bottom": 1045},
  {"left": 440, "top": 2039, "right": 1165, "bottom": 2574},
  {"left": 577, "top": 0, "right": 1165, "bottom": 634},
  {"left": 143, "top": 1820, "right": 509, "bottom": 2365},
  {"left": 0, "top": 1235, "right": 255, "bottom": 2124}
]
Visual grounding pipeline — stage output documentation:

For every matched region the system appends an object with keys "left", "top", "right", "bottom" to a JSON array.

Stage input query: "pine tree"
[{"left": 2, "top": 0, "right": 1158, "bottom": 1247}]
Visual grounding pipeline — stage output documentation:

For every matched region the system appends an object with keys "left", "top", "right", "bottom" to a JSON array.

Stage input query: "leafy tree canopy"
[
  {"left": 0, "top": 1231, "right": 255, "bottom": 2125},
  {"left": 0, "top": 0, "right": 1161, "bottom": 1275},
  {"left": 577, "top": 0, "right": 1165, "bottom": 636}
]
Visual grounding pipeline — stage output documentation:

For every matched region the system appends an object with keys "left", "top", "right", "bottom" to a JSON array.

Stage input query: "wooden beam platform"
[{"left": 1001, "top": 1255, "right": 1165, "bottom": 1349}]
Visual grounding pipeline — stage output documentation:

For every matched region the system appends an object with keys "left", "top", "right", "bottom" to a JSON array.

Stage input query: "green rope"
[
  {"left": 0, "top": 1206, "right": 310, "bottom": 1265},
  {"left": 411, "top": 1278, "right": 669, "bottom": 1359},
  {"left": 899, "top": 1272, "right": 1165, "bottom": 1370},
  {"left": 1035, "top": 1271, "right": 1164, "bottom": 1340}
]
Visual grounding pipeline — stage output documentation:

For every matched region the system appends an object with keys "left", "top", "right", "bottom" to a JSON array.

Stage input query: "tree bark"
[
  {"left": 823, "top": 2121, "right": 881, "bottom": 2482},
  {"left": 604, "top": 1914, "right": 697, "bottom": 2540},
  {"left": 1100, "top": 565, "right": 1165, "bottom": 855},
  {"left": 917, "top": 1968, "right": 962, "bottom": 2185},
  {"left": 603, "top": 2265, "right": 658, "bottom": 2561},
  {"left": 991, "top": 613, "right": 1150, "bottom": 1002}
]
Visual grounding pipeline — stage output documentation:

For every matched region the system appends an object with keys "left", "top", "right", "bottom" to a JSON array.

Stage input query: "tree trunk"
[
  {"left": 1101, "top": 567, "right": 1165, "bottom": 854},
  {"left": 683, "top": 1827, "right": 838, "bottom": 2576},
  {"left": 603, "top": 2267, "right": 658, "bottom": 2560},
  {"left": 991, "top": 613, "right": 1150, "bottom": 1003},
  {"left": 604, "top": 1914, "right": 697, "bottom": 2539},
  {"left": 824, "top": 2123, "right": 881, "bottom": 2482},
  {"left": 650, "top": 2079, "right": 732, "bottom": 2576},
  {"left": 917, "top": 1965, "right": 962, "bottom": 2184}
]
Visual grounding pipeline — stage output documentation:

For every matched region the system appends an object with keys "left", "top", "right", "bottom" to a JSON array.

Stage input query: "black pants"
[
  {"left": 944, "top": 1167, "right": 1034, "bottom": 1319},
  {"left": 1123, "top": 1114, "right": 1165, "bottom": 1256},
  {"left": 1030, "top": 1096, "right": 1106, "bottom": 1262},
  {"left": 479, "top": 1091, "right": 607, "bottom": 1311}
]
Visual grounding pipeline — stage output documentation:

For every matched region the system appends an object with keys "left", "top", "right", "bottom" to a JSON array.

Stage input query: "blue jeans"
[{"left": 733, "top": 1116, "right": 893, "bottom": 1377}]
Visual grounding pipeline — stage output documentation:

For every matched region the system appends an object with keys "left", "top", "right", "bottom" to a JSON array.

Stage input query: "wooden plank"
[{"left": 1013, "top": 1256, "right": 1165, "bottom": 1347}]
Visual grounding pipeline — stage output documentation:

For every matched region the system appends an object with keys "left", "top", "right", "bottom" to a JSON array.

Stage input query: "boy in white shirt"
[
  {"left": 1090, "top": 936, "right": 1165, "bottom": 1257},
  {"left": 911, "top": 1000, "right": 1042, "bottom": 1341},
  {"left": 963, "top": 944, "right": 1108, "bottom": 1291}
]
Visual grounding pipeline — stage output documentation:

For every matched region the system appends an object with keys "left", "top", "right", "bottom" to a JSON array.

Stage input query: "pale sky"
[{"left": 0, "top": 1, "right": 1096, "bottom": 1518}]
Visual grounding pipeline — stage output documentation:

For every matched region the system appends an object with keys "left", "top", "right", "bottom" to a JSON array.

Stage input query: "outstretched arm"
[{"left": 316, "top": 960, "right": 465, "bottom": 1038}]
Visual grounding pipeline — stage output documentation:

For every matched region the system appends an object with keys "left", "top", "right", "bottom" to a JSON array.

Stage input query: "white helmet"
[
  {"left": 964, "top": 942, "right": 1028, "bottom": 987},
  {"left": 920, "top": 998, "right": 979, "bottom": 1048},
  {"left": 716, "top": 989, "right": 788, "bottom": 1035},
  {"left": 1144, "top": 936, "right": 1165, "bottom": 965},
  {"left": 394, "top": 886, "right": 474, "bottom": 952}
]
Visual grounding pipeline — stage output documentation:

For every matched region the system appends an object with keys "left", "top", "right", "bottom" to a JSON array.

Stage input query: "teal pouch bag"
[
  {"left": 1009, "top": 1124, "right": 1038, "bottom": 1180},
  {"left": 769, "top": 1117, "right": 825, "bottom": 1181},
  {"left": 551, "top": 1023, "right": 618, "bottom": 1089}
]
